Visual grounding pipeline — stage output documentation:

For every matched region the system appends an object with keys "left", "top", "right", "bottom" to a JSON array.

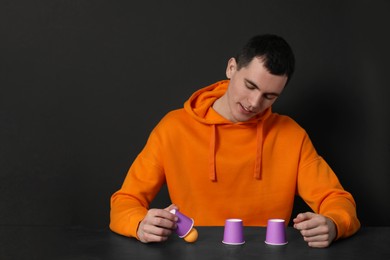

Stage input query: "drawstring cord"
[
  {"left": 254, "top": 122, "right": 263, "bottom": 180},
  {"left": 209, "top": 125, "right": 217, "bottom": 181}
]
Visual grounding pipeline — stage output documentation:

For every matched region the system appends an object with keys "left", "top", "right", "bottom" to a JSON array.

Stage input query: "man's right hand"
[{"left": 137, "top": 204, "right": 178, "bottom": 243}]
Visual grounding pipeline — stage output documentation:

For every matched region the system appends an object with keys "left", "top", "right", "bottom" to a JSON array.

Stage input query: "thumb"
[{"left": 165, "top": 204, "right": 179, "bottom": 212}]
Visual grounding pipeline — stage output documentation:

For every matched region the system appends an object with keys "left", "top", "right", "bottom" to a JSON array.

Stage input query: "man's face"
[{"left": 221, "top": 57, "right": 288, "bottom": 123}]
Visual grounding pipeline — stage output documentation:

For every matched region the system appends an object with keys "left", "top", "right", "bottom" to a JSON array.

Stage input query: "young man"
[{"left": 110, "top": 34, "right": 360, "bottom": 248}]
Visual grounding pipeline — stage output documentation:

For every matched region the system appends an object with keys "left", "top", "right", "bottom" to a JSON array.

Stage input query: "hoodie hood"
[{"left": 184, "top": 80, "right": 272, "bottom": 181}]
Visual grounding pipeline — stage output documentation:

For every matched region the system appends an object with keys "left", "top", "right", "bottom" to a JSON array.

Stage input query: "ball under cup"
[{"left": 183, "top": 228, "right": 198, "bottom": 243}]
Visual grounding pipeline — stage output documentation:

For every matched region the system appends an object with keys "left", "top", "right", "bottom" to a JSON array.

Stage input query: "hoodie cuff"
[
  {"left": 323, "top": 211, "right": 351, "bottom": 240},
  {"left": 129, "top": 211, "right": 148, "bottom": 240}
]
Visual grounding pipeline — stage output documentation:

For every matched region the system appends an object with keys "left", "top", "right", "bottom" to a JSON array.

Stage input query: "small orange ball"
[{"left": 183, "top": 228, "right": 198, "bottom": 243}]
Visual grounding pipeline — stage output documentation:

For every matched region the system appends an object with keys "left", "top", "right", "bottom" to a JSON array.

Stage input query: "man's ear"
[{"left": 226, "top": 58, "right": 237, "bottom": 79}]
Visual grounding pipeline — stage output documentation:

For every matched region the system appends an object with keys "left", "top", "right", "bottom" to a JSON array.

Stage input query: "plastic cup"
[
  {"left": 265, "top": 219, "right": 288, "bottom": 245},
  {"left": 222, "top": 219, "right": 245, "bottom": 245},
  {"left": 170, "top": 209, "right": 194, "bottom": 238}
]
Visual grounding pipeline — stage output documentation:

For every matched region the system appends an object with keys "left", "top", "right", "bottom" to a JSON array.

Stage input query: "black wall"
[{"left": 1, "top": 0, "right": 389, "bottom": 228}]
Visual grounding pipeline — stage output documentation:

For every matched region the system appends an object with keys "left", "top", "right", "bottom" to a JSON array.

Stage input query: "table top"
[{"left": 1, "top": 226, "right": 389, "bottom": 259}]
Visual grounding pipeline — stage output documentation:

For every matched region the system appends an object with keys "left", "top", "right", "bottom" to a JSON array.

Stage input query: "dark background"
[{"left": 1, "top": 0, "right": 389, "bottom": 229}]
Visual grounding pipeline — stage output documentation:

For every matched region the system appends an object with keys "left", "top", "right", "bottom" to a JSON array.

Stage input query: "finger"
[
  {"left": 300, "top": 223, "right": 330, "bottom": 238},
  {"left": 298, "top": 212, "right": 316, "bottom": 220},
  {"left": 150, "top": 208, "right": 178, "bottom": 224},
  {"left": 303, "top": 233, "right": 330, "bottom": 242},
  {"left": 142, "top": 222, "right": 174, "bottom": 237},
  {"left": 138, "top": 221, "right": 174, "bottom": 243},
  {"left": 139, "top": 227, "right": 171, "bottom": 243},
  {"left": 151, "top": 215, "right": 177, "bottom": 229},
  {"left": 300, "top": 228, "right": 332, "bottom": 248},
  {"left": 307, "top": 240, "right": 331, "bottom": 248},
  {"left": 294, "top": 213, "right": 324, "bottom": 231},
  {"left": 293, "top": 212, "right": 315, "bottom": 224}
]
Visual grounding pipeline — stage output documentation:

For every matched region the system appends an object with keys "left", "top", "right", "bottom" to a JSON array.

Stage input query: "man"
[{"left": 110, "top": 34, "right": 360, "bottom": 248}]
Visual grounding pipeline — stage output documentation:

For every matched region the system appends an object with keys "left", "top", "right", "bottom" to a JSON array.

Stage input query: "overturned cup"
[
  {"left": 265, "top": 219, "right": 288, "bottom": 245},
  {"left": 170, "top": 209, "right": 198, "bottom": 243},
  {"left": 222, "top": 219, "right": 245, "bottom": 245}
]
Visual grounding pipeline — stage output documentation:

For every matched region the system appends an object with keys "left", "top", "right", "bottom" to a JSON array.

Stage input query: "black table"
[{"left": 1, "top": 226, "right": 389, "bottom": 259}]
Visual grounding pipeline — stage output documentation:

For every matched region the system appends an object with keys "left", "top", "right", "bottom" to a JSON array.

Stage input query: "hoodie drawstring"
[
  {"left": 209, "top": 125, "right": 217, "bottom": 181},
  {"left": 254, "top": 122, "right": 263, "bottom": 180},
  {"left": 208, "top": 122, "right": 264, "bottom": 181}
]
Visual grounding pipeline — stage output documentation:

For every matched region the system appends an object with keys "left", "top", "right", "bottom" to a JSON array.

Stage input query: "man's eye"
[
  {"left": 246, "top": 84, "right": 256, "bottom": 90},
  {"left": 264, "top": 94, "right": 277, "bottom": 100}
]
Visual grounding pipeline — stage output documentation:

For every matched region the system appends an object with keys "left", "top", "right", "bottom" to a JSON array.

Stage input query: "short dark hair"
[{"left": 235, "top": 34, "right": 295, "bottom": 84}]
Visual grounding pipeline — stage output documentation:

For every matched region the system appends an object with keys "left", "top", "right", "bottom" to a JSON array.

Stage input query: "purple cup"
[
  {"left": 265, "top": 219, "right": 288, "bottom": 245},
  {"left": 222, "top": 219, "right": 245, "bottom": 245},
  {"left": 170, "top": 209, "right": 194, "bottom": 238}
]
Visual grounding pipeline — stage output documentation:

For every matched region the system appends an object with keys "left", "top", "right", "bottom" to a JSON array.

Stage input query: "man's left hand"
[{"left": 293, "top": 212, "right": 337, "bottom": 248}]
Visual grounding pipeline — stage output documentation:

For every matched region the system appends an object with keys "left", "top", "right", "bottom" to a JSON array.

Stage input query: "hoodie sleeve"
[
  {"left": 296, "top": 134, "right": 361, "bottom": 240},
  {"left": 109, "top": 128, "right": 166, "bottom": 239}
]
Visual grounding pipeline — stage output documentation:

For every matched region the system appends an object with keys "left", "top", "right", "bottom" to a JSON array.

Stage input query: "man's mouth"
[{"left": 240, "top": 103, "right": 255, "bottom": 114}]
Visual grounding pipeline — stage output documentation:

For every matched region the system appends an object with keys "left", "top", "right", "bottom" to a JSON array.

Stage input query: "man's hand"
[
  {"left": 293, "top": 212, "right": 337, "bottom": 248},
  {"left": 137, "top": 204, "right": 178, "bottom": 243}
]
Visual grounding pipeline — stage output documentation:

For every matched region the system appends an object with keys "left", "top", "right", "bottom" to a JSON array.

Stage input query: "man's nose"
[{"left": 248, "top": 92, "right": 262, "bottom": 108}]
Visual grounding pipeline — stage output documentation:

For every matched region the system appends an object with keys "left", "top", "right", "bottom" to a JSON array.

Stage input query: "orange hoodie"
[{"left": 110, "top": 80, "right": 360, "bottom": 240}]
